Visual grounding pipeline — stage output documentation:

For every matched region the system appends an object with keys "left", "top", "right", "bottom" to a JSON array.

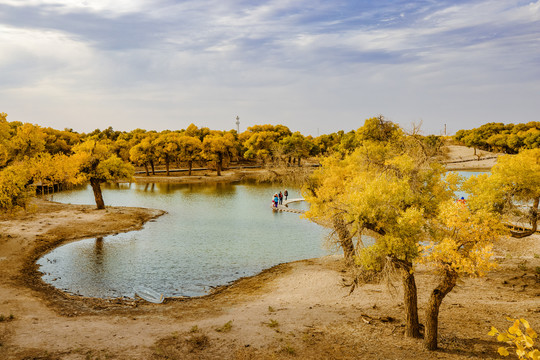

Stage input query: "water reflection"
[{"left": 93, "top": 237, "right": 104, "bottom": 269}]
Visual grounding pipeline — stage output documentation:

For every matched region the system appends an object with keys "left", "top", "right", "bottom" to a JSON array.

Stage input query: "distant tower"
[{"left": 236, "top": 116, "right": 240, "bottom": 133}]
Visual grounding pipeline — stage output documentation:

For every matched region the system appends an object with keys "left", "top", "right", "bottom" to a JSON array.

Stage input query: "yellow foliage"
[
  {"left": 419, "top": 200, "right": 504, "bottom": 277},
  {"left": 304, "top": 121, "right": 454, "bottom": 267},
  {"left": 73, "top": 140, "right": 134, "bottom": 183},
  {"left": 30, "top": 153, "right": 83, "bottom": 187},
  {"left": 0, "top": 163, "right": 33, "bottom": 212},
  {"left": 489, "top": 318, "right": 539, "bottom": 359},
  {"left": 11, "top": 123, "right": 46, "bottom": 160},
  {"left": 465, "top": 149, "right": 540, "bottom": 234},
  {"left": 201, "top": 133, "right": 236, "bottom": 164}
]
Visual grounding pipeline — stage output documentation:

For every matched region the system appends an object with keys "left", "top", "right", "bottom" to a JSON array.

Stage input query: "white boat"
[{"left": 134, "top": 286, "right": 165, "bottom": 304}]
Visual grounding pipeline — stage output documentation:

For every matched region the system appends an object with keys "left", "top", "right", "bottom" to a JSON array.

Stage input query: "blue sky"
[{"left": 0, "top": 0, "right": 539, "bottom": 136}]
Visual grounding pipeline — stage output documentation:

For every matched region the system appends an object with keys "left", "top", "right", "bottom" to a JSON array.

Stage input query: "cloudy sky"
[{"left": 0, "top": 1, "right": 539, "bottom": 136}]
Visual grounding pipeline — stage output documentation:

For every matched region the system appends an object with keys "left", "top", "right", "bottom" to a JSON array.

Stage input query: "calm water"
[
  {"left": 38, "top": 182, "right": 328, "bottom": 298},
  {"left": 37, "top": 170, "right": 487, "bottom": 299}
]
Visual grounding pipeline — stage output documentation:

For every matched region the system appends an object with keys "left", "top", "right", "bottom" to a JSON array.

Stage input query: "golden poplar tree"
[{"left": 73, "top": 140, "right": 134, "bottom": 209}]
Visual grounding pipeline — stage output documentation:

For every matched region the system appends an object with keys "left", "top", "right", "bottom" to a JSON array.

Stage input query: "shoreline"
[
  {"left": 3, "top": 200, "right": 166, "bottom": 315},
  {"left": 10, "top": 149, "right": 498, "bottom": 310}
]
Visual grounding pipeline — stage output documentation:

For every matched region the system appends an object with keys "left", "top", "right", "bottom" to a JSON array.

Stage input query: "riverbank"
[
  {"left": 132, "top": 145, "right": 499, "bottom": 186},
  {"left": 132, "top": 166, "right": 315, "bottom": 185},
  {"left": 1, "top": 199, "right": 539, "bottom": 359},
  {"left": 444, "top": 145, "right": 501, "bottom": 170}
]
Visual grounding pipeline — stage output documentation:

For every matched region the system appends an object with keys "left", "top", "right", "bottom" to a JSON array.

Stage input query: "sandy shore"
[
  {"left": 2, "top": 145, "right": 539, "bottom": 359},
  {"left": 443, "top": 145, "right": 501, "bottom": 171}
]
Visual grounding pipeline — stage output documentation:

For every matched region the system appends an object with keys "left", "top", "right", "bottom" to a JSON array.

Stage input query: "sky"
[{"left": 0, "top": 1, "right": 539, "bottom": 136}]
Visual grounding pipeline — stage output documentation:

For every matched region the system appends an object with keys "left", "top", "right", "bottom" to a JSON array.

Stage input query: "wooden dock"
[{"left": 272, "top": 198, "right": 306, "bottom": 214}]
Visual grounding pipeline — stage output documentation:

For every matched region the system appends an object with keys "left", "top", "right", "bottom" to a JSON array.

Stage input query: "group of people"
[{"left": 272, "top": 189, "right": 289, "bottom": 208}]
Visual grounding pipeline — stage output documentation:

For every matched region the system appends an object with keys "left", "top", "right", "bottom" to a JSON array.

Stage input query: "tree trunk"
[
  {"left": 165, "top": 156, "right": 170, "bottom": 176},
  {"left": 188, "top": 160, "right": 193, "bottom": 176},
  {"left": 424, "top": 269, "right": 458, "bottom": 350},
  {"left": 529, "top": 196, "right": 539, "bottom": 232},
  {"left": 393, "top": 258, "right": 421, "bottom": 338},
  {"left": 90, "top": 178, "right": 105, "bottom": 210},
  {"left": 510, "top": 196, "right": 539, "bottom": 238},
  {"left": 144, "top": 163, "right": 149, "bottom": 176},
  {"left": 297, "top": 157, "right": 302, "bottom": 167},
  {"left": 332, "top": 215, "right": 355, "bottom": 265},
  {"left": 150, "top": 160, "right": 155, "bottom": 175},
  {"left": 217, "top": 154, "right": 223, "bottom": 176}
]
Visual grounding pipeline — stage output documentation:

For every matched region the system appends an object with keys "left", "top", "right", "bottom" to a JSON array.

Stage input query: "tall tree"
[
  {"left": 177, "top": 135, "right": 202, "bottom": 176},
  {"left": 243, "top": 131, "right": 279, "bottom": 164},
  {"left": 280, "top": 132, "right": 313, "bottom": 166},
  {"left": 304, "top": 117, "right": 454, "bottom": 338},
  {"left": 420, "top": 200, "right": 505, "bottom": 350},
  {"left": 73, "top": 140, "right": 134, "bottom": 209},
  {"left": 152, "top": 133, "right": 181, "bottom": 176},
  {"left": 202, "top": 133, "right": 236, "bottom": 176},
  {"left": 129, "top": 138, "right": 155, "bottom": 176}
]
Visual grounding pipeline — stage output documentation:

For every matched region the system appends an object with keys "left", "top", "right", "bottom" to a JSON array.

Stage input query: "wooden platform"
[{"left": 271, "top": 198, "right": 306, "bottom": 214}]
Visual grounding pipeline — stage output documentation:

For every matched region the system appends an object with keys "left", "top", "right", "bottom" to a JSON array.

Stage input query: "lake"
[
  {"left": 37, "top": 170, "right": 487, "bottom": 299},
  {"left": 37, "top": 182, "right": 329, "bottom": 299}
]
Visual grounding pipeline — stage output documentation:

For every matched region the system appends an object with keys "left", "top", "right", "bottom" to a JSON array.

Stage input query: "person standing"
[
  {"left": 284, "top": 189, "right": 288, "bottom": 200},
  {"left": 273, "top": 193, "right": 279, "bottom": 208},
  {"left": 279, "top": 191, "right": 283, "bottom": 205}
]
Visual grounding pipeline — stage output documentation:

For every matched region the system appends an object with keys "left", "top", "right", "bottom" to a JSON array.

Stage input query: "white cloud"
[
  {"left": 0, "top": 0, "right": 151, "bottom": 15},
  {"left": 422, "top": 0, "right": 539, "bottom": 31},
  {"left": 0, "top": 24, "right": 99, "bottom": 90},
  {"left": 0, "top": 0, "right": 538, "bottom": 134}
]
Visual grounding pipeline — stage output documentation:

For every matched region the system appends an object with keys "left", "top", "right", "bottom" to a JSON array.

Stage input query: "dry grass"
[{"left": 153, "top": 331, "right": 210, "bottom": 359}]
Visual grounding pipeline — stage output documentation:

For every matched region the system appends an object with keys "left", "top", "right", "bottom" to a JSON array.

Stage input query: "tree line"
[
  {"left": 1, "top": 112, "right": 431, "bottom": 212},
  {"left": 454, "top": 121, "right": 540, "bottom": 154}
]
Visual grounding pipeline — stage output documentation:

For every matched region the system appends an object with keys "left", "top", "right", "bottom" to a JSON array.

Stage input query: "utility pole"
[{"left": 236, "top": 116, "right": 240, "bottom": 133}]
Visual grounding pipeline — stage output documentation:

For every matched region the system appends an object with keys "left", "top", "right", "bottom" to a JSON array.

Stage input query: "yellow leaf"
[
  {"left": 498, "top": 333, "right": 510, "bottom": 342},
  {"left": 488, "top": 327, "right": 499, "bottom": 336},
  {"left": 521, "top": 319, "right": 531, "bottom": 329},
  {"left": 527, "top": 327, "right": 538, "bottom": 339},
  {"left": 529, "top": 349, "right": 540, "bottom": 360},
  {"left": 524, "top": 335, "right": 534, "bottom": 348},
  {"left": 509, "top": 320, "right": 521, "bottom": 335},
  {"left": 498, "top": 347, "right": 509, "bottom": 356}
]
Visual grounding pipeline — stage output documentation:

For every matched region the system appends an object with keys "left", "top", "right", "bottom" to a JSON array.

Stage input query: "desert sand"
[
  {"left": 1, "top": 146, "right": 539, "bottom": 359},
  {"left": 444, "top": 145, "right": 501, "bottom": 171}
]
